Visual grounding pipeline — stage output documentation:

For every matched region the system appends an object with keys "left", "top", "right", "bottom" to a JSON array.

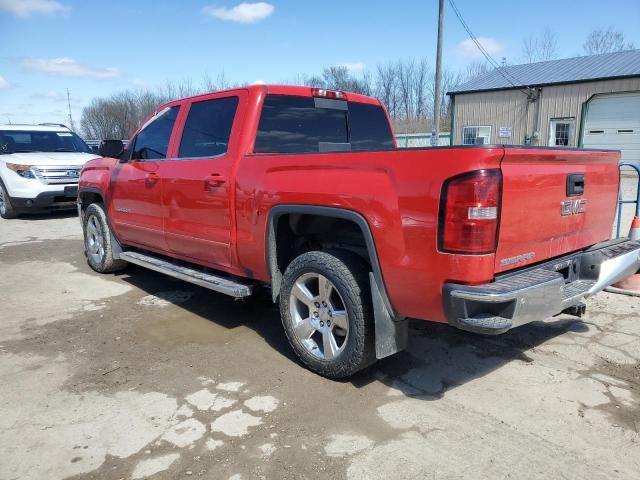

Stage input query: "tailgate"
[{"left": 496, "top": 147, "right": 620, "bottom": 273}]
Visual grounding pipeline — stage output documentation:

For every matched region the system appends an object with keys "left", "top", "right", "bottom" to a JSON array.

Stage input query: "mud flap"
[
  {"left": 111, "top": 231, "right": 123, "bottom": 260},
  {"left": 370, "top": 273, "right": 408, "bottom": 359}
]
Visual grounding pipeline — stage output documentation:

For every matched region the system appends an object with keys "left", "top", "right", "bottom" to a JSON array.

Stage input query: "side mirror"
[{"left": 98, "top": 139, "right": 124, "bottom": 159}]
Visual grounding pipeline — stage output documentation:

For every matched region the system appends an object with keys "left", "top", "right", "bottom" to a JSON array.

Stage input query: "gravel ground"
[{"left": 0, "top": 207, "right": 639, "bottom": 480}]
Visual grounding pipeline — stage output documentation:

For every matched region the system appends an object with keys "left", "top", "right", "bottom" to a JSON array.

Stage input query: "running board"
[{"left": 119, "top": 251, "right": 252, "bottom": 298}]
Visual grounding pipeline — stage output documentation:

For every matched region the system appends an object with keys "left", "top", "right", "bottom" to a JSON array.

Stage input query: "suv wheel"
[
  {"left": 83, "top": 203, "right": 127, "bottom": 273},
  {"left": 280, "top": 250, "right": 375, "bottom": 379},
  {"left": 0, "top": 182, "right": 19, "bottom": 219}
]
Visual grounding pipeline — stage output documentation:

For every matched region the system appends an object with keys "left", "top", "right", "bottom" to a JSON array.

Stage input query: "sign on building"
[{"left": 498, "top": 126, "right": 513, "bottom": 138}]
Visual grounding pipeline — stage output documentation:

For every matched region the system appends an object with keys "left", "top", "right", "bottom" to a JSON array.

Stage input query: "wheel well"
[
  {"left": 79, "top": 191, "right": 103, "bottom": 209},
  {"left": 269, "top": 210, "right": 407, "bottom": 359},
  {"left": 274, "top": 213, "right": 371, "bottom": 275}
]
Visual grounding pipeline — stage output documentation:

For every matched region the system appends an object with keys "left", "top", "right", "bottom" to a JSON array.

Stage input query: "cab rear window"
[{"left": 254, "top": 95, "right": 394, "bottom": 154}]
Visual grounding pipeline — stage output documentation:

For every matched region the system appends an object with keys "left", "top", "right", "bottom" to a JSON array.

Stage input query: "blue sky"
[{"left": 1, "top": 0, "right": 639, "bottom": 127}]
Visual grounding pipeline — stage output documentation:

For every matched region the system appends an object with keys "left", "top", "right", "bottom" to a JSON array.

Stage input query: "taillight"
[
  {"left": 311, "top": 88, "right": 347, "bottom": 100},
  {"left": 438, "top": 169, "right": 502, "bottom": 254}
]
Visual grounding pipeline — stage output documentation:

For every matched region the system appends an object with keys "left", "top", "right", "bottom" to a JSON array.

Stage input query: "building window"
[
  {"left": 462, "top": 126, "right": 491, "bottom": 145},
  {"left": 549, "top": 118, "right": 575, "bottom": 147}
]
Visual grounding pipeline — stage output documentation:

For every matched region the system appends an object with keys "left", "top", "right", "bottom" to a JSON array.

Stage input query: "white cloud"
[
  {"left": 20, "top": 57, "right": 119, "bottom": 79},
  {"left": 335, "top": 62, "right": 366, "bottom": 73},
  {"left": 0, "top": 0, "right": 68, "bottom": 17},
  {"left": 252, "top": 79, "right": 266, "bottom": 85},
  {"left": 455, "top": 37, "right": 504, "bottom": 59},
  {"left": 132, "top": 78, "right": 146, "bottom": 87},
  {"left": 202, "top": 2, "right": 274, "bottom": 23},
  {"left": 0, "top": 75, "right": 8, "bottom": 89}
]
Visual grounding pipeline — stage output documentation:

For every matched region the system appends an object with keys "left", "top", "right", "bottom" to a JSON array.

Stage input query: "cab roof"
[{"left": 163, "top": 84, "right": 382, "bottom": 107}]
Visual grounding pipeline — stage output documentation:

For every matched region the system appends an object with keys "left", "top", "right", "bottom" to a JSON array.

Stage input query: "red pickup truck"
[{"left": 79, "top": 85, "right": 640, "bottom": 378}]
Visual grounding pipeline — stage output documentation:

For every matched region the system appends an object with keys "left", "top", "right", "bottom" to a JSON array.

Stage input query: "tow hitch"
[{"left": 560, "top": 302, "right": 586, "bottom": 318}]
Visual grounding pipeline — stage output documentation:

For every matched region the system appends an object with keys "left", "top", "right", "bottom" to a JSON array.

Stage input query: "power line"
[
  {"left": 448, "top": 0, "right": 531, "bottom": 95},
  {"left": 448, "top": 0, "right": 522, "bottom": 86}
]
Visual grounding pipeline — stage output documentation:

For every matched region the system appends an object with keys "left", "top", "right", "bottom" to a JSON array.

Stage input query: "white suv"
[{"left": 0, "top": 124, "right": 98, "bottom": 218}]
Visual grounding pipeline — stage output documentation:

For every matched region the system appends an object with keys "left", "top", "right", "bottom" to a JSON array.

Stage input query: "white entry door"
[{"left": 549, "top": 118, "right": 575, "bottom": 147}]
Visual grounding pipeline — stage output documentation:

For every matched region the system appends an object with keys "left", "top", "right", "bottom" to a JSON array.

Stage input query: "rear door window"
[
  {"left": 131, "top": 106, "right": 179, "bottom": 160},
  {"left": 178, "top": 97, "right": 239, "bottom": 158}
]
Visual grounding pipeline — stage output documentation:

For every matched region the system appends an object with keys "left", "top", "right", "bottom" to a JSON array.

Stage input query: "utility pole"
[
  {"left": 432, "top": 0, "right": 445, "bottom": 146},
  {"left": 66, "top": 88, "right": 74, "bottom": 131}
]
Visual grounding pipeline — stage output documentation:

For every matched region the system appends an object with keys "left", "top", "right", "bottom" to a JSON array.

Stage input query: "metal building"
[{"left": 448, "top": 50, "right": 640, "bottom": 166}]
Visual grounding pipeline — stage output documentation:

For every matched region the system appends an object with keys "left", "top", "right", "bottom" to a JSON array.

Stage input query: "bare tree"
[
  {"left": 522, "top": 26, "right": 558, "bottom": 63},
  {"left": 441, "top": 68, "right": 464, "bottom": 123},
  {"left": 375, "top": 62, "right": 399, "bottom": 119},
  {"left": 81, "top": 56, "right": 505, "bottom": 141},
  {"left": 305, "top": 75, "right": 326, "bottom": 87},
  {"left": 321, "top": 66, "right": 370, "bottom": 94},
  {"left": 80, "top": 75, "right": 249, "bottom": 140},
  {"left": 396, "top": 59, "right": 416, "bottom": 127},
  {"left": 322, "top": 66, "right": 350, "bottom": 90},
  {"left": 463, "top": 61, "right": 492, "bottom": 82},
  {"left": 202, "top": 71, "right": 234, "bottom": 91},
  {"left": 583, "top": 26, "right": 635, "bottom": 55},
  {"left": 413, "top": 58, "right": 432, "bottom": 122},
  {"left": 80, "top": 90, "right": 172, "bottom": 140},
  {"left": 359, "top": 71, "right": 373, "bottom": 96}
]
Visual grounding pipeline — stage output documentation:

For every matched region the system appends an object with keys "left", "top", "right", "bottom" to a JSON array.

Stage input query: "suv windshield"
[{"left": 0, "top": 130, "right": 92, "bottom": 154}]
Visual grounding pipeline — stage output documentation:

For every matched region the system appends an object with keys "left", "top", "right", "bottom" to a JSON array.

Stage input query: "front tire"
[
  {"left": 0, "top": 181, "right": 19, "bottom": 219},
  {"left": 83, "top": 203, "right": 127, "bottom": 273},
  {"left": 279, "top": 250, "right": 375, "bottom": 379}
]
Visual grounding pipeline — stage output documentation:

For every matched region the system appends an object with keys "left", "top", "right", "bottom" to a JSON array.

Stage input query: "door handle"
[
  {"left": 145, "top": 173, "right": 159, "bottom": 186},
  {"left": 566, "top": 173, "right": 585, "bottom": 196},
  {"left": 204, "top": 174, "right": 227, "bottom": 190}
]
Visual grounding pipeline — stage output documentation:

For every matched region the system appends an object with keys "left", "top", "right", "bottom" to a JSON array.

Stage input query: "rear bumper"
[
  {"left": 11, "top": 186, "right": 78, "bottom": 212},
  {"left": 443, "top": 239, "right": 640, "bottom": 334}
]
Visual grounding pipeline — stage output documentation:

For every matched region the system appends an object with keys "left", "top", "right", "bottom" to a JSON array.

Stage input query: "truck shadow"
[
  {"left": 119, "top": 264, "right": 590, "bottom": 398},
  {"left": 118, "top": 265, "right": 298, "bottom": 361},
  {"left": 360, "top": 318, "right": 590, "bottom": 398}
]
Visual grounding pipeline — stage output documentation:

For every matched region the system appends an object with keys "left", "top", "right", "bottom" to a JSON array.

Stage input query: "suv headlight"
[{"left": 6, "top": 163, "right": 36, "bottom": 179}]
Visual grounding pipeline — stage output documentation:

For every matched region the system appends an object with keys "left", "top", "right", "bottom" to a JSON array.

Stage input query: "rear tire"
[
  {"left": 279, "top": 249, "right": 376, "bottom": 379},
  {"left": 0, "top": 181, "right": 19, "bottom": 219},
  {"left": 83, "top": 203, "right": 127, "bottom": 273}
]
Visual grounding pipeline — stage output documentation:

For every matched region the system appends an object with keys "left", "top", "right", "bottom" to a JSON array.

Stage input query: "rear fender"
[{"left": 266, "top": 204, "right": 407, "bottom": 359}]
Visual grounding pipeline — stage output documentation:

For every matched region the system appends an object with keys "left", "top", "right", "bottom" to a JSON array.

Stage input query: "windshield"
[{"left": 0, "top": 130, "right": 92, "bottom": 154}]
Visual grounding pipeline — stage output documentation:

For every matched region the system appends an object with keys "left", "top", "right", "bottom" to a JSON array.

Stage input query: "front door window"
[{"left": 130, "top": 106, "right": 180, "bottom": 160}]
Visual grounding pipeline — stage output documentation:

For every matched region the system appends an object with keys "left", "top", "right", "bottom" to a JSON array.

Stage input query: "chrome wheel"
[
  {"left": 289, "top": 272, "right": 349, "bottom": 360},
  {"left": 86, "top": 214, "right": 105, "bottom": 264}
]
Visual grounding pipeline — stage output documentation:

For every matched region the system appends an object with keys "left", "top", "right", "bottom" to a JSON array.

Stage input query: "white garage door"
[{"left": 582, "top": 92, "right": 640, "bottom": 166}]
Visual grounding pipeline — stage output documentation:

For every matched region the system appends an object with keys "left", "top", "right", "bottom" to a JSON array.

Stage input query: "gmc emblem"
[{"left": 561, "top": 199, "right": 587, "bottom": 216}]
